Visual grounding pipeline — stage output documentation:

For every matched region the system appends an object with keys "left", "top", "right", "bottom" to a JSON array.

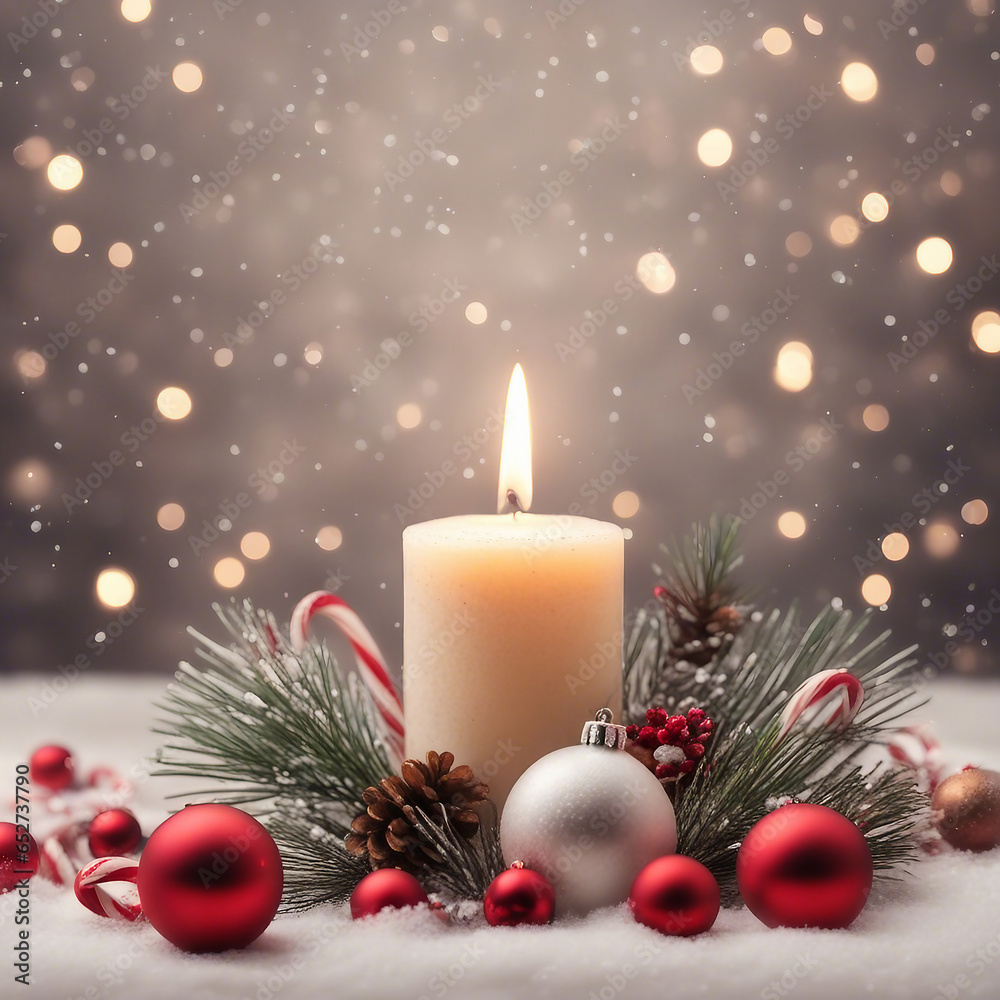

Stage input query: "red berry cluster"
[{"left": 626, "top": 707, "right": 714, "bottom": 780}]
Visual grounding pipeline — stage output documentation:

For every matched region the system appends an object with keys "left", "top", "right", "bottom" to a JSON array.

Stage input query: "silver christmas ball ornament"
[{"left": 500, "top": 710, "right": 677, "bottom": 916}]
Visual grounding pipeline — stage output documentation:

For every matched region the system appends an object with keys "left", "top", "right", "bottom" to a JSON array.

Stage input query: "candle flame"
[{"left": 497, "top": 364, "right": 532, "bottom": 513}]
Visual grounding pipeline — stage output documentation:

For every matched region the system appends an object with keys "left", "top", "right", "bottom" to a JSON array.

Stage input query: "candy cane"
[
  {"left": 777, "top": 669, "right": 864, "bottom": 742},
  {"left": 291, "top": 591, "right": 404, "bottom": 763},
  {"left": 39, "top": 824, "right": 87, "bottom": 887},
  {"left": 74, "top": 857, "right": 142, "bottom": 921}
]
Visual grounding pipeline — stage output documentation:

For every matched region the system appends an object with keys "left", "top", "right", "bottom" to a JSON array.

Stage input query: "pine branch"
[
  {"left": 409, "top": 803, "right": 505, "bottom": 900},
  {"left": 152, "top": 599, "right": 394, "bottom": 908},
  {"left": 627, "top": 521, "right": 928, "bottom": 898}
]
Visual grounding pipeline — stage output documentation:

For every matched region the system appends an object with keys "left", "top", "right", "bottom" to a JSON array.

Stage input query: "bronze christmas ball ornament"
[{"left": 931, "top": 767, "right": 1000, "bottom": 853}]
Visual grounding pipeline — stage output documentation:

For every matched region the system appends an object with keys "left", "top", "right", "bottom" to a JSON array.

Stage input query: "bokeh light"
[
  {"left": 47, "top": 154, "right": 84, "bottom": 191},
  {"left": 316, "top": 526, "right": 343, "bottom": 551},
  {"left": 861, "top": 193, "right": 889, "bottom": 222},
  {"left": 829, "top": 215, "right": 860, "bottom": 246},
  {"left": 785, "top": 231, "right": 812, "bottom": 257},
  {"left": 121, "top": 0, "right": 152, "bottom": 21},
  {"left": 778, "top": 511, "right": 807, "bottom": 538},
  {"left": 762, "top": 28, "right": 792, "bottom": 55},
  {"left": 862, "top": 574, "right": 891, "bottom": 606},
  {"left": 971, "top": 310, "right": 1000, "bottom": 353},
  {"left": 925, "top": 522, "right": 960, "bottom": 558},
  {"left": 52, "top": 224, "right": 82, "bottom": 254},
  {"left": 14, "top": 136, "right": 53, "bottom": 169},
  {"left": 611, "top": 491, "right": 639, "bottom": 518},
  {"left": 172, "top": 63, "right": 203, "bottom": 93},
  {"left": 881, "top": 533, "right": 909, "bottom": 561},
  {"left": 396, "top": 403, "right": 422, "bottom": 429},
  {"left": 304, "top": 342, "right": 323, "bottom": 365},
  {"left": 108, "top": 242, "right": 134, "bottom": 267},
  {"left": 15, "top": 350, "right": 47, "bottom": 381},
  {"left": 697, "top": 128, "right": 733, "bottom": 167},
  {"left": 915, "top": 43, "right": 935, "bottom": 65},
  {"left": 465, "top": 302, "right": 488, "bottom": 324},
  {"left": 774, "top": 342, "right": 813, "bottom": 392},
  {"left": 916, "top": 237, "right": 953, "bottom": 274},
  {"left": 841, "top": 62, "right": 878, "bottom": 102},
  {"left": 240, "top": 531, "right": 271, "bottom": 560},
  {"left": 96, "top": 568, "right": 136, "bottom": 608},
  {"left": 213, "top": 557, "right": 245, "bottom": 588},
  {"left": 802, "top": 14, "right": 823, "bottom": 34},
  {"left": 862, "top": 404, "right": 889, "bottom": 431},
  {"left": 689, "top": 46, "right": 723, "bottom": 75},
  {"left": 156, "top": 387, "right": 193, "bottom": 420},
  {"left": 156, "top": 503, "right": 185, "bottom": 530},
  {"left": 636, "top": 252, "right": 675, "bottom": 293},
  {"left": 962, "top": 499, "right": 989, "bottom": 525}
]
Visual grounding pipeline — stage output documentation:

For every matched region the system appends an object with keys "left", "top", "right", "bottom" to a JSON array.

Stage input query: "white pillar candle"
[{"left": 402, "top": 366, "right": 624, "bottom": 810}]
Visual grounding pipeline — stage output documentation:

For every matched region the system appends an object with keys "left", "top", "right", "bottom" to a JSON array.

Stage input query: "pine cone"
[{"left": 345, "top": 751, "right": 489, "bottom": 873}]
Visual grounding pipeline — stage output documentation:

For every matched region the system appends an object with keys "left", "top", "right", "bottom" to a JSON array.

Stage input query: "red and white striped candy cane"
[
  {"left": 777, "top": 668, "right": 864, "bottom": 742},
  {"left": 39, "top": 823, "right": 88, "bottom": 887},
  {"left": 291, "top": 591, "right": 404, "bottom": 764},
  {"left": 74, "top": 857, "right": 143, "bottom": 922}
]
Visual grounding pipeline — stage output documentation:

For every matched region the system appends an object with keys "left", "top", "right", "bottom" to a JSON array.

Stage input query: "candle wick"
[{"left": 504, "top": 489, "right": 524, "bottom": 514}]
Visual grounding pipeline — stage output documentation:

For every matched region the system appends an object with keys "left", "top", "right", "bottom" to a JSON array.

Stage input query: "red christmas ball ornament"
[
  {"left": 30, "top": 745, "right": 75, "bottom": 791},
  {"left": 1, "top": 822, "right": 40, "bottom": 894},
  {"left": 89, "top": 809, "right": 143, "bottom": 858},
  {"left": 137, "top": 804, "right": 282, "bottom": 952},
  {"left": 737, "top": 803, "right": 872, "bottom": 929},
  {"left": 483, "top": 864, "right": 555, "bottom": 927},
  {"left": 629, "top": 854, "right": 720, "bottom": 936},
  {"left": 350, "top": 869, "right": 428, "bottom": 920}
]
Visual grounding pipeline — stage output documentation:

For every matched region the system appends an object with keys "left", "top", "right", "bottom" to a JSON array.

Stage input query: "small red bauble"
[
  {"left": 736, "top": 803, "right": 873, "bottom": 929},
  {"left": 1, "top": 822, "right": 40, "bottom": 894},
  {"left": 629, "top": 855, "right": 720, "bottom": 936},
  {"left": 89, "top": 809, "right": 143, "bottom": 857},
  {"left": 30, "top": 745, "right": 75, "bottom": 791},
  {"left": 137, "top": 804, "right": 282, "bottom": 952},
  {"left": 350, "top": 869, "right": 428, "bottom": 920},
  {"left": 484, "top": 865, "right": 555, "bottom": 927}
]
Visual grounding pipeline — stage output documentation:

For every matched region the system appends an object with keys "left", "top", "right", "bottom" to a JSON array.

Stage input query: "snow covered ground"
[{"left": 2, "top": 673, "right": 999, "bottom": 1000}]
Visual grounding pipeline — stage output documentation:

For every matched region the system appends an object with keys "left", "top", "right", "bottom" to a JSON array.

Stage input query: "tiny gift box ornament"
[{"left": 500, "top": 709, "right": 677, "bottom": 917}]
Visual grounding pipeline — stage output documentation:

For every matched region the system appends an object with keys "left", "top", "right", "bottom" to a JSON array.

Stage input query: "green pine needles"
[{"left": 155, "top": 518, "right": 927, "bottom": 910}]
